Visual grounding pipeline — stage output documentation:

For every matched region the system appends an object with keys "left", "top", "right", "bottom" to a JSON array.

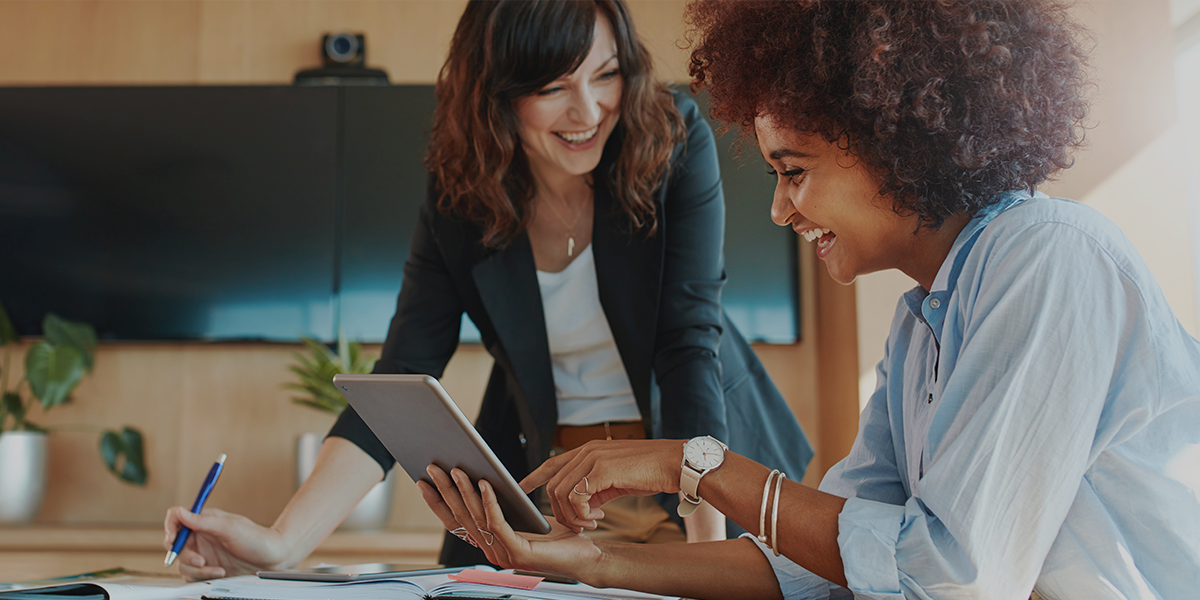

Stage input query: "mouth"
[
  {"left": 798, "top": 226, "right": 837, "bottom": 257},
  {"left": 553, "top": 126, "right": 599, "bottom": 145}
]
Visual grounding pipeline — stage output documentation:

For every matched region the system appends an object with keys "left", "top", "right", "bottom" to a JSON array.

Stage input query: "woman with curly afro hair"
[{"left": 421, "top": 1, "right": 1200, "bottom": 598}]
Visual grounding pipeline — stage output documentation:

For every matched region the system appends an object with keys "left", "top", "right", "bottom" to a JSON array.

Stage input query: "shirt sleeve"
[
  {"left": 653, "top": 92, "right": 729, "bottom": 442},
  {"left": 740, "top": 533, "right": 853, "bottom": 599},
  {"left": 828, "top": 220, "right": 1137, "bottom": 598}
]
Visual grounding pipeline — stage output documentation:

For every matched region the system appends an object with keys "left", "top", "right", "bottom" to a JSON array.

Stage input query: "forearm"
[
  {"left": 591, "top": 537, "right": 781, "bottom": 600},
  {"left": 700, "top": 453, "right": 847, "bottom": 586},
  {"left": 270, "top": 436, "right": 385, "bottom": 566}
]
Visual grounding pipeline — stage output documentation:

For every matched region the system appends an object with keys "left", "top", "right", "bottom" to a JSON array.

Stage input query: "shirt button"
[{"left": 929, "top": 298, "right": 941, "bottom": 309}]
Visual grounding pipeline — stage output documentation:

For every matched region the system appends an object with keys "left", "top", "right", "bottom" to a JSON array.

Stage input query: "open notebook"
[
  {"left": 204, "top": 573, "right": 671, "bottom": 600},
  {"left": 0, "top": 569, "right": 672, "bottom": 600}
]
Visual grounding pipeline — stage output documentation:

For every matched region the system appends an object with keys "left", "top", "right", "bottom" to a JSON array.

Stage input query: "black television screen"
[
  {"left": 0, "top": 85, "right": 797, "bottom": 344},
  {"left": 0, "top": 86, "right": 339, "bottom": 341}
]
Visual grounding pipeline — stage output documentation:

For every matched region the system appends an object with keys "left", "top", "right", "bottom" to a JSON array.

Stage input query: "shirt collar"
[
  {"left": 929, "top": 189, "right": 1040, "bottom": 294},
  {"left": 902, "top": 189, "right": 1041, "bottom": 330}
]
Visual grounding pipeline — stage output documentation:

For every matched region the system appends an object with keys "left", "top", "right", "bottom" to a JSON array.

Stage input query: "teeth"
[
  {"left": 802, "top": 228, "right": 831, "bottom": 243},
  {"left": 556, "top": 127, "right": 598, "bottom": 143}
]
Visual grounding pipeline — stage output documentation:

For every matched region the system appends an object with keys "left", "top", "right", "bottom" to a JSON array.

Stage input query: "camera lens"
[{"left": 324, "top": 33, "right": 360, "bottom": 64}]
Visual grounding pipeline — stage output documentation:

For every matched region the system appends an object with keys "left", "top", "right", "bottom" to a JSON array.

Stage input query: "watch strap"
[{"left": 680, "top": 462, "right": 704, "bottom": 503}]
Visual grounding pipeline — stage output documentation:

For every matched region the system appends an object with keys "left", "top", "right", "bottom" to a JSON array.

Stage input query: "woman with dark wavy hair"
[
  {"left": 163, "top": 0, "right": 812, "bottom": 577},
  {"left": 421, "top": 1, "right": 1200, "bottom": 598}
]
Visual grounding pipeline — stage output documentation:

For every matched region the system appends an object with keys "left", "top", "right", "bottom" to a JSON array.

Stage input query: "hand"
[
  {"left": 418, "top": 465, "right": 603, "bottom": 580},
  {"left": 519, "top": 439, "right": 684, "bottom": 533},
  {"left": 163, "top": 506, "right": 290, "bottom": 581}
]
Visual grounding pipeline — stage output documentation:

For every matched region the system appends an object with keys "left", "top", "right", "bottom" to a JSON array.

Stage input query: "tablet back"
[{"left": 333, "top": 373, "right": 551, "bottom": 534}]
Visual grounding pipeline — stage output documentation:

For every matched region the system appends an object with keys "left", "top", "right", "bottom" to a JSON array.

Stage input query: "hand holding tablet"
[{"left": 333, "top": 374, "right": 551, "bottom": 535}]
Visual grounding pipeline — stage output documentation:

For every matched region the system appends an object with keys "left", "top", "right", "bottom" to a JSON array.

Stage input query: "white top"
[{"left": 536, "top": 244, "right": 641, "bottom": 426}]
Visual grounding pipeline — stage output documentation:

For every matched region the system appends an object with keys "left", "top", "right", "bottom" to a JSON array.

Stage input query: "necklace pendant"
[{"left": 567, "top": 236, "right": 575, "bottom": 257}]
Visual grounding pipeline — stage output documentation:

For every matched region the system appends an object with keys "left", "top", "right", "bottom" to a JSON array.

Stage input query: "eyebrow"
[
  {"left": 768, "top": 149, "right": 815, "bottom": 160},
  {"left": 593, "top": 54, "right": 619, "bottom": 73}
]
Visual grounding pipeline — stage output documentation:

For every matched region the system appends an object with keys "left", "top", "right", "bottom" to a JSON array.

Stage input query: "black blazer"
[{"left": 330, "top": 93, "right": 812, "bottom": 563}]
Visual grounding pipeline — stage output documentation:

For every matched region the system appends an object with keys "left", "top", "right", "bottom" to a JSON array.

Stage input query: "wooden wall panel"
[
  {"left": 195, "top": 0, "right": 468, "bottom": 84},
  {"left": 0, "top": 1, "right": 202, "bottom": 85}
]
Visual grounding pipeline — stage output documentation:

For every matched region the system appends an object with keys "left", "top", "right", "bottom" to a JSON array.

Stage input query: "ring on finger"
[
  {"left": 572, "top": 476, "right": 590, "bottom": 496},
  {"left": 478, "top": 529, "right": 495, "bottom": 546}
]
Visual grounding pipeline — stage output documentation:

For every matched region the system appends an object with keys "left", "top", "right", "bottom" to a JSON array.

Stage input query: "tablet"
[
  {"left": 333, "top": 373, "right": 551, "bottom": 534},
  {"left": 258, "top": 563, "right": 459, "bottom": 582}
]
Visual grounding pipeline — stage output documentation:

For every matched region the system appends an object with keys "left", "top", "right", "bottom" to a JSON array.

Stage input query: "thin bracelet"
[
  {"left": 770, "top": 471, "right": 787, "bottom": 556},
  {"left": 758, "top": 469, "right": 780, "bottom": 544}
]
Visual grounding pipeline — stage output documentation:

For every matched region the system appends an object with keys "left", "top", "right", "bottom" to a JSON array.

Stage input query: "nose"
[
  {"left": 568, "top": 84, "right": 602, "bottom": 126},
  {"left": 770, "top": 177, "right": 794, "bottom": 226}
]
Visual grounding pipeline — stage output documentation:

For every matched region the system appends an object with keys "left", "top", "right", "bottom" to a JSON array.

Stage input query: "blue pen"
[{"left": 165, "top": 453, "right": 226, "bottom": 567}]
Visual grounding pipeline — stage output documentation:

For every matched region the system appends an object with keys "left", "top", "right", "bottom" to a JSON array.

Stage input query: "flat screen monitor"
[
  {"left": 0, "top": 85, "right": 797, "bottom": 344},
  {"left": 0, "top": 86, "right": 339, "bottom": 341}
]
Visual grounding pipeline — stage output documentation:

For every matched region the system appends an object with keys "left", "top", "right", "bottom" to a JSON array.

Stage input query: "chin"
[{"left": 824, "top": 264, "right": 858, "bottom": 286}]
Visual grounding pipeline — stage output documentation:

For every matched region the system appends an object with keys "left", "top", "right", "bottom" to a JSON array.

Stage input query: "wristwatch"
[{"left": 677, "top": 435, "right": 728, "bottom": 517}]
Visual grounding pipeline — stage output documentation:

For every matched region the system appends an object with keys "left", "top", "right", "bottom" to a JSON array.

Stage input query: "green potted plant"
[
  {"left": 286, "top": 335, "right": 394, "bottom": 530},
  {"left": 0, "top": 302, "right": 147, "bottom": 524}
]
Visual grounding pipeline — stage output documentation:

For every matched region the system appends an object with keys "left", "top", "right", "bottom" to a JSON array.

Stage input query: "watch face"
[{"left": 684, "top": 437, "right": 724, "bottom": 470}]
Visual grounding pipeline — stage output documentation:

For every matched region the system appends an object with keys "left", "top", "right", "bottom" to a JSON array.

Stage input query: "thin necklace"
[{"left": 543, "top": 196, "right": 586, "bottom": 257}]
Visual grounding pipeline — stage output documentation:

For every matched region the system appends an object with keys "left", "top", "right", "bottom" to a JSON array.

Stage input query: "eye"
[
  {"left": 765, "top": 166, "right": 805, "bottom": 184},
  {"left": 782, "top": 168, "right": 806, "bottom": 184},
  {"left": 536, "top": 86, "right": 564, "bottom": 97},
  {"left": 599, "top": 69, "right": 620, "bottom": 81}
]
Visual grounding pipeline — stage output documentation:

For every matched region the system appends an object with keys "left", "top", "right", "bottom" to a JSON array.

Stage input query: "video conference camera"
[{"left": 294, "top": 31, "right": 390, "bottom": 86}]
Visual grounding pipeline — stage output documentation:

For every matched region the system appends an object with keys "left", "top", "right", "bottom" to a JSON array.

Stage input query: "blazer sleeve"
[
  {"left": 328, "top": 181, "right": 466, "bottom": 475},
  {"left": 653, "top": 93, "right": 728, "bottom": 441}
]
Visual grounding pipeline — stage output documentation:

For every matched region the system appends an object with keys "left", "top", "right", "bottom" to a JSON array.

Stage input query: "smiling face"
[
  {"left": 756, "top": 115, "right": 944, "bottom": 286},
  {"left": 514, "top": 16, "right": 623, "bottom": 185}
]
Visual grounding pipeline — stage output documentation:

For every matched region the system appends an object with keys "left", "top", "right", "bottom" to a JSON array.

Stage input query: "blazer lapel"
[{"left": 471, "top": 235, "right": 558, "bottom": 458}]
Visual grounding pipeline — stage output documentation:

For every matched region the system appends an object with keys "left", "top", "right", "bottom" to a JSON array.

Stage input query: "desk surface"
[{"left": 0, "top": 526, "right": 443, "bottom": 583}]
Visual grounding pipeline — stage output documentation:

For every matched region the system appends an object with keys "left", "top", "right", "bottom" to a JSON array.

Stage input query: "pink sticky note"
[{"left": 448, "top": 569, "right": 544, "bottom": 590}]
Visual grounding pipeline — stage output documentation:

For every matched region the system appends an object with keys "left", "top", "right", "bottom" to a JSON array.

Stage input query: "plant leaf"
[
  {"left": 26, "top": 342, "right": 86, "bottom": 409},
  {"left": 0, "top": 302, "right": 18, "bottom": 346},
  {"left": 43, "top": 313, "right": 98, "bottom": 372},
  {"left": 2, "top": 391, "right": 26, "bottom": 428},
  {"left": 100, "top": 427, "right": 147, "bottom": 485}
]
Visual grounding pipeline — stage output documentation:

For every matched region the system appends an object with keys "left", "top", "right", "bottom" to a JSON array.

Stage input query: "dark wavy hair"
[
  {"left": 426, "top": 0, "right": 684, "bottom": 248},
  {"left": 685, "top": 0, "right": 1091, "bottom": 228}
]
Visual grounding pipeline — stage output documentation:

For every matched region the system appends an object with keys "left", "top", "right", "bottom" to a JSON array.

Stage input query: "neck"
[
  {"left": 899, "top": 213, "right": 972, "bottom": 291},
  {"left": 530, "top": 167, "right": 591, "bottom": 206}
]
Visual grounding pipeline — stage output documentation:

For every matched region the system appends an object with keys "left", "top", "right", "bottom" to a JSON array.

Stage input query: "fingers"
[
  {"left": 425, "top": 465, "right": 501, "bottom": 563},
  {"left": 451, "top": 470, "right": 511, "bottom": 566},
  {"left": 520, "top": 448, "right": 580, "bottom": 493},
  {"left": 164, "top": 506, "right": 185, "bottom": 548},
  {"left": 478, "top": 480, "right": 522, "bottom": 568},
  {"left": 176, "top": 552, "right": 226, "bottom": 582}
]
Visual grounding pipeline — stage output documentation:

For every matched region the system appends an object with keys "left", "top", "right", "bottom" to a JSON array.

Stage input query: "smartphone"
[{"left": 257, "top": 563, "right": 459, "bottom": 582}]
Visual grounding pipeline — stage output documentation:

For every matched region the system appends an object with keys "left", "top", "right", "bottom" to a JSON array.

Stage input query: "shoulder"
[
  {"left": 664, "top": 89, "right": 718, "bottom": 175},
  {"left": 668, "top": 88, "right": 704, "bottom": 128},
  {"left": 976, "top": 196, "right": 1146, "bottom": 277}
]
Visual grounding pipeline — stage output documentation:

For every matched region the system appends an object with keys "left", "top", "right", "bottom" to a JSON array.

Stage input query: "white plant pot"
[
  {"left": 0, "top": 430, "right": 47, "bottom": 524},
  {"left": 296, "top": 431, "right": 395, "bottom": 531}
]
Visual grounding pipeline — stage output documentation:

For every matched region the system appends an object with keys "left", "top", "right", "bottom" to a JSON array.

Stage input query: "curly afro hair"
[{"left": 685, "top": 0, "right": 1092, "bottom": 228}]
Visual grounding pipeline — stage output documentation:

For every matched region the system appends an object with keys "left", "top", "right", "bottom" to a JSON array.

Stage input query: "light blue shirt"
[{"left": 756, "top": 192, "right": 1200, "bottom": 599}]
